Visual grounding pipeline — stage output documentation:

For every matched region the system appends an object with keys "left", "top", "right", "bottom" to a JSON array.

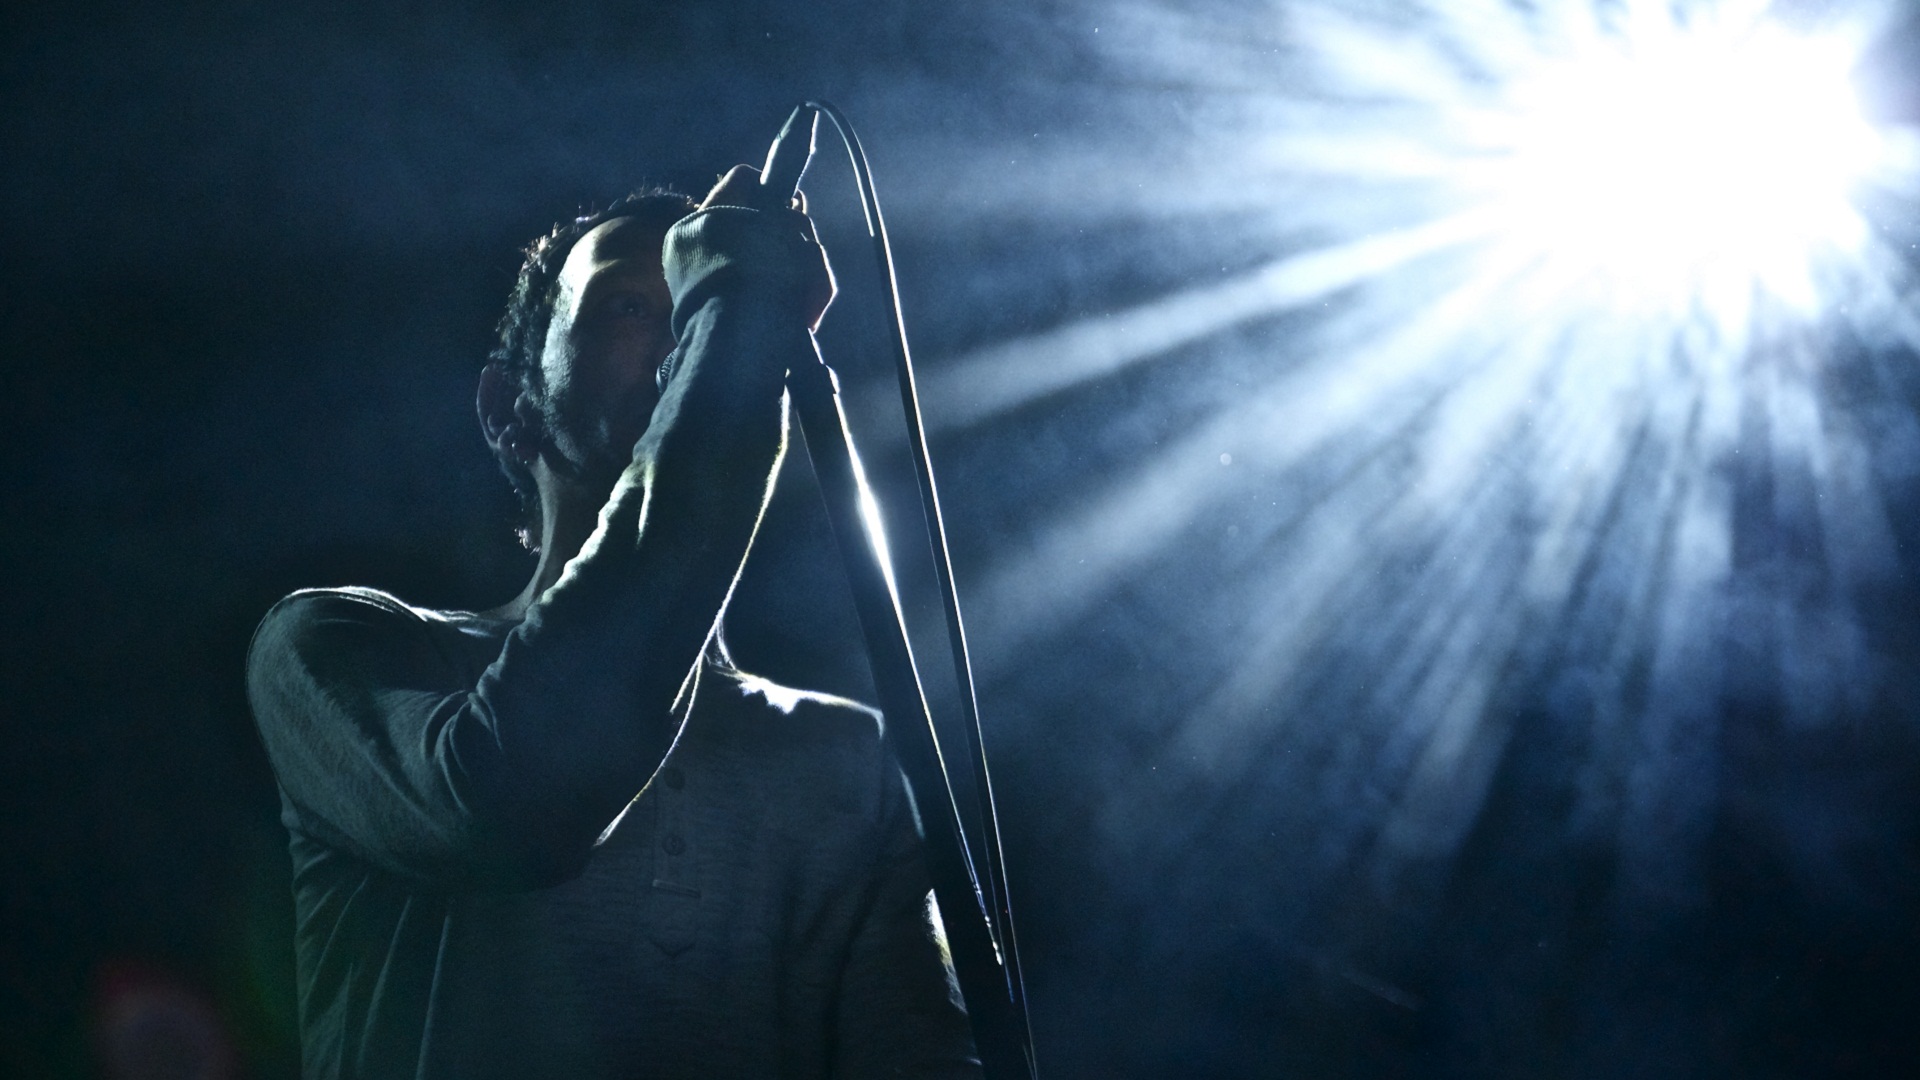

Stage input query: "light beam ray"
[
  {"left": 924, "top": 210, "right": 1492, "bottom": 432},
  {"left": 940, "top": 0, "right": 1920, "bottom": 931},
  {"left": 1173, "top": 282, "right": 1644, "bottom": 765},
  {"left": 971, "top": 236, "right": 1547, "bottom": 666}
]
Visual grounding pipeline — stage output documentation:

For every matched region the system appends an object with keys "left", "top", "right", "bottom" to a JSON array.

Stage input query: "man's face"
[{"left": 535, "top": 215, "right": 675, "bottom": 481}]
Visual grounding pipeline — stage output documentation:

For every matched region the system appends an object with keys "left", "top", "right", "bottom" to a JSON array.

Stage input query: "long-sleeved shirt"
[
  {"left": 248, "top": 589, "right": 977, "bottom": 1079},
  {"left": 245, "top": 205, "right": 979, "bottom": 1079}
]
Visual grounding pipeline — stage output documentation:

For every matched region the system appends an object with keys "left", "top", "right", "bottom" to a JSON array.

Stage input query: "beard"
[{"left": 530, "top": 375, "right": 657, "bottom": 501}]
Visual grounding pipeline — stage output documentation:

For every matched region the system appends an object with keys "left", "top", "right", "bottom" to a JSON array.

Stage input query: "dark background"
[{"left": 8, "top": 1, "right": 1920, "bottom": 1077}]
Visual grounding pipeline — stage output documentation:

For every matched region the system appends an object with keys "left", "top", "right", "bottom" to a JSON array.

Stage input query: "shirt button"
[
  {"left": 663, "top": 833, "right": 686, "bottom": 856},
  {"left": 660, "top": 766, "right": 684, "bottom": 790}
]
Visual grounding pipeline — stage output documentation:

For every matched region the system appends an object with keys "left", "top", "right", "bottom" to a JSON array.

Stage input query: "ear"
[{"left": 476, "top": 363, "right": 520, "bottom": 451}]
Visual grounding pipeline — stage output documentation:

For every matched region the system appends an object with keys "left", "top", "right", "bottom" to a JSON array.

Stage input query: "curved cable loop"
[{"left": 803, "top": 98, "right": 1033, "bottom": 1065}]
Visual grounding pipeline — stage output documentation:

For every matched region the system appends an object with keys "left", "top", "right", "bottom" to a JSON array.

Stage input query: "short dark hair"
[{"left": 489, "top": 187, "right": 697, "bottom": 549}]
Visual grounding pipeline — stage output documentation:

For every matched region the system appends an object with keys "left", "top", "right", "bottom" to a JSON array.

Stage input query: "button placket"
[
  {"left": 651, "top": 759, "right": 697, "bottom": 896},
  {"left": 646, "top": 756, "right": 699, "bottom": 956}
]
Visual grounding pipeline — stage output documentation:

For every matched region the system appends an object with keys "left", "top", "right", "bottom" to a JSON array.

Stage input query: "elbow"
[{"left": 411, "top": 700, "right": 627, "bottom": 892}]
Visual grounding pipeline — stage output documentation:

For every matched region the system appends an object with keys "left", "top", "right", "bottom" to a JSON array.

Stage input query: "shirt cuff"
[{"left": 662, "top": 205, "right": 826, "bottom": 342}]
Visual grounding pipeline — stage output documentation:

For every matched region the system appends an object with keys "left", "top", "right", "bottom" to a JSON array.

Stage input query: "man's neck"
[{"left": 484, "top": 461, "right": 613, "bottom": 622}]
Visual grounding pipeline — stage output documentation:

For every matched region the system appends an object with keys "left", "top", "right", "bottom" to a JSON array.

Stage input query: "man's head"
[{"left": 480, "top": 189, "right": 696, "bottom": 549}]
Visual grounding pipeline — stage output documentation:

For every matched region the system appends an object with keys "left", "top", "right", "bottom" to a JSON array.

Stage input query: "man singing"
[{"left": 246, "top": 164, "right": 980, "bottom": 1079}]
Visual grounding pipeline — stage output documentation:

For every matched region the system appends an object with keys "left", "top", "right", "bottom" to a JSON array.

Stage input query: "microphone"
[
  {"left": 760, "top": 105, "right": 819, "bottom": 201},
  {"left": 660, "top": 105, "right": 825, "bottom": 392}
]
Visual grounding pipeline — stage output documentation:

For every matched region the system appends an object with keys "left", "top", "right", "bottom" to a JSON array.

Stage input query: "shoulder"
[
  {"left": 729, "top": 668, "right": 883, "bottom": 724},
  {"left": 704, "top": 663, "right": 897, "bottom": 769},
  {"left": 249, "top": 586, "right": 424, "bottom": 665},
  {"left": 250, "top": 586, "right": 499, "bottom": 652},
  {"left": 255, "top": 584, "right": 419, "bottom": 629},
  {"left": 247, "top": 586, "right": 487, "bottom": 704},
  {"left": 712, "top": 665, "right": 884, "bottom": 743},
  {"left": 699, "top": 665, "right": 912, "bottom": 832}
]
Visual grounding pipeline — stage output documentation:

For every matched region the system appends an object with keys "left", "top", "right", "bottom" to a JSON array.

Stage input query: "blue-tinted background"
[{"left": 7, "top": 1, "right": 1920, "bottom": 1077}]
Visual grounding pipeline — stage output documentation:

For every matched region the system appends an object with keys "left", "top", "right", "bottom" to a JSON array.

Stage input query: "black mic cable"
[{"left": 760, "top": 101, "right": 1037, "bottom": 1080}]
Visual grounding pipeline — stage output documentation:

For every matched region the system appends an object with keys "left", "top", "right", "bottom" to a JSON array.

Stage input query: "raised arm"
[{"left": 248, "top": 177, "right": 832, "bottom": 892}]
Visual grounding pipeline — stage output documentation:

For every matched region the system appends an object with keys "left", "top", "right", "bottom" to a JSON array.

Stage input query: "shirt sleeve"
[
  {"left": 247, "top": 587, "right": 690, "bottom": 891},
  {"left": 832, "top": 761, "right": 985, "bottom": 1080}
]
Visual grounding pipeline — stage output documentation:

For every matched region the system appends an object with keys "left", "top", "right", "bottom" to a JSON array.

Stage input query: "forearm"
[
  {"left": 480, "top": 297, "right": 798, "bottom": 822},
  {"left": 460, "top": 245, "right": 808, "bottom": 871},
  {"left": 503, "top": 208, "right": 819, "bottom": 772},
  {"left": 517, "top": 203, "right": 826, "bottom": 722}
]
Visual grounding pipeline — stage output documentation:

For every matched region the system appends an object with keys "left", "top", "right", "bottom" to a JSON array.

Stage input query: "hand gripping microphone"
[{"left": 658, "top": 106, "right": 822, "bottom": 394}]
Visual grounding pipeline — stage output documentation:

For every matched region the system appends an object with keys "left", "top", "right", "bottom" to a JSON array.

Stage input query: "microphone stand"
[
  {"left": 787, "top": 349, "right": 1031, "bottom": 1080},
  {"left": 764, "top": 103, "right": 1036, "bottom": 1080}
]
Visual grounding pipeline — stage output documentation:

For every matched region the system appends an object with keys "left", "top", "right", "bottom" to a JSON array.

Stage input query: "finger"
[{"left": 698, "top": 164, "right": 766, "bottom": 211}]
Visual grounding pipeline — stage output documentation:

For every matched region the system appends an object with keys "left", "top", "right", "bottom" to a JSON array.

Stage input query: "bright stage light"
[
  {"left": 931, "top": 0, "right": 1919, "bottom": 903},
  {"left": 1485, "top": 12, "right": 1884, "bottom": 320}
]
